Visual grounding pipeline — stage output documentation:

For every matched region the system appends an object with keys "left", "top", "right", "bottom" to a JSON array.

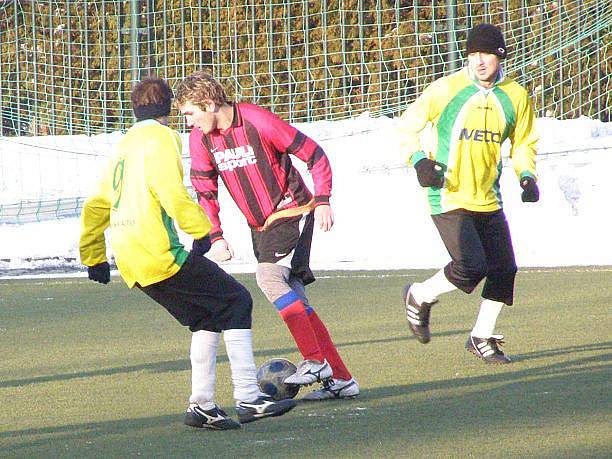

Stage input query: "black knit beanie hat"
[{"left": 466, "top": 23, "right": 507, "bottom": 59}]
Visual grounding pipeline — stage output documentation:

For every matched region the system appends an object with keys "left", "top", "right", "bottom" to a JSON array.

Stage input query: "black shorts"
[
  {"left": 251, "top": 213, "right": 315, "bottom": 285},
  {"left": 432, "top": 209, "right": 517, "bottom": 305},
  {"left": 138, "top": 253, "right": 253, "bottom": 332}
]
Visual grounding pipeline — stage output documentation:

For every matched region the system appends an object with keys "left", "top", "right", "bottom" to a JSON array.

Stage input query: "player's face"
[
  {"left": 179, "top": 101, "right": 217, "bottom": 134},
  {"left": 468, "top": 52, "right": 501, "bottom": 88}
]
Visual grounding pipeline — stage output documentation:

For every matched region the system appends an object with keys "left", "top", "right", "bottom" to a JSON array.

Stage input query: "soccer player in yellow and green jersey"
[
  {"left": 79, "top": 107, "right": 211, "bottom": 288},
  {"left": 79, "top": 77, "right": 295, "bottom": 429},
  {"left": 398, "top": 24, "right": 540, "bottom": 364}
]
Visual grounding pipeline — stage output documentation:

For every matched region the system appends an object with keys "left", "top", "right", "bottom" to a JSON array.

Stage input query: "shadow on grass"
[
  {"left": 511, "top": 340, "right": 612, "bottom": 362},
  {"left": 364, "top": 348, "right": 611, "bottom": 400},
  {"left": 1, "top": 329, "right": 471, "bottom": 389},
  {"left": 2, "top": 352, "right": 610, "bottom": 458}
]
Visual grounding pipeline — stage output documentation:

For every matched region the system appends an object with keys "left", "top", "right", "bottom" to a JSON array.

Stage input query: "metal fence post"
[{"left": 447, "top": 0, "right": 458, "bottom": 71}]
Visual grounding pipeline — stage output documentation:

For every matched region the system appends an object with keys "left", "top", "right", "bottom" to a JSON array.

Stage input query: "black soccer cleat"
[
  {"left": 235, "top": 395, "right": 297, "bottom": 424},
  {"left": 466, "top": 335, "right": 512, "bottom": 364},
  {"left": 184, "top": 404, "right": 241, "bottom": 430},
  {"left": 403, "top": 284, "right": 438, "bottom": 344}
]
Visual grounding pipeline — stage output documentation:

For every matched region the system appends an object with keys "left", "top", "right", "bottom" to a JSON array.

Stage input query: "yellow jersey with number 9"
[{"left": 80, "top": 119, "right": 212, "bottom": 287}]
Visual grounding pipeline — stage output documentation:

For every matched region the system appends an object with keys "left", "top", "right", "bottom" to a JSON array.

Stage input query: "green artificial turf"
[{"left": 1, "top": 268, "right": 610, "bottom": 458}]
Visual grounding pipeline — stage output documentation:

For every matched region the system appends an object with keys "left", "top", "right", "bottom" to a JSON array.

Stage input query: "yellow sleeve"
[
  {"left": 509, "top": 91, "right": 538, "bottom": 181},
  {"left": 79, "top": 169, "right": 111, "bottom": 267},
  {"left": 146, "top": 129, "right": 213, "bottom": 238},
  {"left": 397, "top": 83, "right": 436, "bottom": 166}
]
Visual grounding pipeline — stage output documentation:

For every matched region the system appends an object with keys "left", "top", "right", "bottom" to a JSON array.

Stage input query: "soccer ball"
[{"left": 256, "top": 358, "right": 300, "bottom": 401}]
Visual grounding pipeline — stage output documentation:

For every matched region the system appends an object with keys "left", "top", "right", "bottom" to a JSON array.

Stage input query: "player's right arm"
[
  {"left": 146, "top": 128, "right": 212, "bottom": 240},
  {"left": 188, "top": 129, "right": 224, "bottom": 243},
  {"left": 188, "top": 129, "right": 233, "bottom": 262},
  {"left": 397, "top": 83, "right": 437, "bottom": 166},
  {"left": 397, "top": 82, "right": 446, "bottom": 188}
]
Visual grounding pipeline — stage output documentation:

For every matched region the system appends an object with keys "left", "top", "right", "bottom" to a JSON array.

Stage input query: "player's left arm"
[
  {"left": 313, "top": 204, "right": 334, "bottom": 232},
  {"left": 264, "top": 110, "right": 333, "bottom": 228},
  {"left": 147, "top": 129, "right": 212, "bottom": 239},
  {"left": 509, "top": 90, "right": 538, "bottom": 183}
]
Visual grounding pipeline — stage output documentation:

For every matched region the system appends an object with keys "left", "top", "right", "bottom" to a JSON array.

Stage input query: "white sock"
[
  {"left": 413, "top": 269, "right": 457, "bottom": 304},
  {"left": 223, "top": 329, "right": 264, "bottom": 404},
  {"left": 189, "top": 330, "right": 220, "bottom": 410},
  {"left": 471, "top": 299, "right": 504, "bottom": 338}
]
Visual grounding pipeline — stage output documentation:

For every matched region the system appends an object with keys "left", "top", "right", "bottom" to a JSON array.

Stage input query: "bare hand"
[
  {"left": 210, "top": 238, "right": 234, "bottom": 262},
  {"left": 314, "top": 204, "right": 334, "bottom": 232}
]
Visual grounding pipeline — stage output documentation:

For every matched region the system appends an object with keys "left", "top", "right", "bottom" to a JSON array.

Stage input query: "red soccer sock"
[
  {"left": 275, "top": 292, "right": 325, "bottom": 362},
  {"left": 307, "top": 309, "right": 352, "bottom": 381}
]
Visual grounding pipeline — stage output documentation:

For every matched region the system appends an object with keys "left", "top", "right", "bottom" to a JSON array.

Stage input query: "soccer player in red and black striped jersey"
[{"left": 176, "top": 72, "right": 359, "bottom": 400}]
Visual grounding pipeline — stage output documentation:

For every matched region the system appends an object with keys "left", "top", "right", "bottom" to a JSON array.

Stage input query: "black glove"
[
  {"left": 520, "top": 176, "right": 540, "bottom": 202},
  {"left": 191, "top": 235, "right": 212, "bottom": 256},
  {"left": 414, "top": 158, "right": 445, "bottom": 188},
  {"left": 88, "top": 262, "right": 110, "bottom": 284}
]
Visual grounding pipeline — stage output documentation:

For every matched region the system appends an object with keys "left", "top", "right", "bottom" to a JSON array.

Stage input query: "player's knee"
[
  {"left": 500, "top": 267, "right": 518, "bottom": 288},
  {"left": 234, "top": 284, "right": 253, "bottom": 314},
  {"left": 453, "top": 260, "right": 487, "bottom": 285},
  {"left": 488, "top": 265, "right": 517, "bottom": 287},
  {"left": 233, "top": 281, "right": 252, "bottom": 302},
  {"left": 273, "top": 290, "right": 306, "bottom": 319},
  {"left": 256, "top": 262, "right": 291, "bottom": 303}
]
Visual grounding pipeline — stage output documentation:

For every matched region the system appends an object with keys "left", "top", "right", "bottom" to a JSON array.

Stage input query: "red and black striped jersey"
[{"left": 189, "top": 103, "right": 332, "bottom": 241}]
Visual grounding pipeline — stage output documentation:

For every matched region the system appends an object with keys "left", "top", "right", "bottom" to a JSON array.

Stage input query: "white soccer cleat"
[
  {"left": 283, "top": 359, "right": 333, "bottom": 385},
  {"left": 301, "top": 378, "right": 360, "bottom": 401}
]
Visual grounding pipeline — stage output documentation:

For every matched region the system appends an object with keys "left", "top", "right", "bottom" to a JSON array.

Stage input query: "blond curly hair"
[{"left": 174, "top": 71, "right": 228, "bottom": 109}]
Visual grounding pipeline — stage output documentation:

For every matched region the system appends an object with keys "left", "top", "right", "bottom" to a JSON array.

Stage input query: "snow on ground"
[{"left": 0, "top": 114, "right": 610, "bottom": 279}]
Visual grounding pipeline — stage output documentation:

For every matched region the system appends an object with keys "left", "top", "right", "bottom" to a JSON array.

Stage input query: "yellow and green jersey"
[
  {"left": 398, "top": 67, "right": 538, "bottom": 214},
  {"left": 79, "top": 119, "right": 212, "bottom": 287}
]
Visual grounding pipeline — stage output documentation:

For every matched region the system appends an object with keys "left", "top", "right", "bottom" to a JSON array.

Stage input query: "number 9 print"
[{"left": 112, "top": 159, "right": 125, "bottom": 209}]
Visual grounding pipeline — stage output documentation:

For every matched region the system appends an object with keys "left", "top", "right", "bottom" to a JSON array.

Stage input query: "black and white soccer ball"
[{"left": 256, "top": 358, "right": 300, "bottom": 401}]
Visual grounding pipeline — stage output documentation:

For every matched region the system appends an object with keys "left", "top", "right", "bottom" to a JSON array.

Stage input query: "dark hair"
[{"left": 131, "top": 77, "right": 173, "bottom": 121}]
